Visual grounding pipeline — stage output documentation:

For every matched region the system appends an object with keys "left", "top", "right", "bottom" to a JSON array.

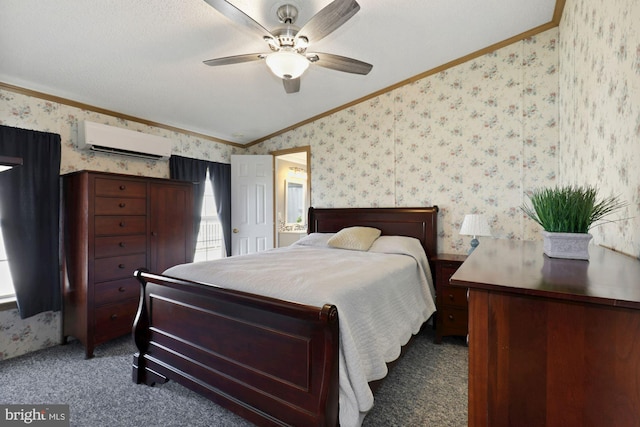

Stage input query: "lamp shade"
[
  {"left": 459, "top": 214, "right": 492, "bottom": 237},
  {"left": 265, "top": 50, "right": 309, "bottom": 79}
]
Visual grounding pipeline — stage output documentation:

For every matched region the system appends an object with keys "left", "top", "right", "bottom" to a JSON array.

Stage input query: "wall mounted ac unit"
[{"left": 77, "top": 121, "right": 172, "bottom": 160}]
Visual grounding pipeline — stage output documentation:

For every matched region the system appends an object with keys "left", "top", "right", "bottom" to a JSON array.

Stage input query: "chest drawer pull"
[
  {"left": 119, "top": 221, "right": 126, "bottom": 227},
  {"left": 448, "top": 293, "right": 455, "bottom": 301},
  {"left": 448, "top": 314, "right": 454, "bottom": 321},
  {"left": 118, "top": 263, "right": 125, "bottom": 269},
  {"left": 119, "top": 202, "right": 126, "bottom": 208},
  {"left": 110, "top": 314, "right": 118, "bottom": 320},
  {"left": 119, "top": 242, "right": 126, "bottom": 247},
  {"left": 118, "top": 287, "right": 126, "bottom": 292},
  {"left": 119, "top": 185, "right": 126, "bottom": 191}
]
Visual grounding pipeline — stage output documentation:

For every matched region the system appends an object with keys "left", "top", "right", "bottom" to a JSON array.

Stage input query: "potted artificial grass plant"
[{"left": 521, "top": 185, "right": 626, "bottom": 260}]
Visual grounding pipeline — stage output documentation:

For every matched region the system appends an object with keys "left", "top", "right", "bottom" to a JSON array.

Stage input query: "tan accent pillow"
[{"left": 327, "top": 226, "right": 382, "bottom": 251}]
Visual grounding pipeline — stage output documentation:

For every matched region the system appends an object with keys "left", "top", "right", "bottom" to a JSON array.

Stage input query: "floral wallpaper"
[
  {"left": 252, "top": 29, "right": 560, "bottom": 253},
  {"left": 558, "top": 0, "right": 640, "bottom": 257},
  {"left": 0, "top": 89, "right": 240, "bottom": 360},
  {"left": 0, "top": 309, "right": 60, "bottom": 360}
]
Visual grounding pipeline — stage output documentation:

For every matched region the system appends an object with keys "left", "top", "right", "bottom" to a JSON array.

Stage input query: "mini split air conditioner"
[{"left": 77, "top": 121, "right": 172, "bottom": 160}]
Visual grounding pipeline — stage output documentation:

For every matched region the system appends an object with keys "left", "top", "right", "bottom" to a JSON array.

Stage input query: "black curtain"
[
  {"left": 0, "top": 125, "right": 61, "bottom": 319},
  {"left": 169, "top": 156, "right": 232, "bottom": 258},
  {"left": 169, "top": 155, "right": 210, "bottom": 257},
  {"left": 208, "top": 162, "right": 232, "bottom": 257}
]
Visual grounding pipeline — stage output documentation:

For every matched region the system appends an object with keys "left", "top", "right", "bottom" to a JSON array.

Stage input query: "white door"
[{"left": 231, "top": 155, "right": 274, "bottom": 255}]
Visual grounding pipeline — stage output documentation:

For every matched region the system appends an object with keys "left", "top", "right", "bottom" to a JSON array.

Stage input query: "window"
[
  {"left": 0, "top": 223, "right": 14, "bottom": 300},
  {"left": 193, "top": 170, "right": 225, "bottom": 262}
]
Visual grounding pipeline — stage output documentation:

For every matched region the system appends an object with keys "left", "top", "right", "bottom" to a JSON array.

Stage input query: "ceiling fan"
[{"left": 202, "top": 0, "right": 373, "bottom": 94}]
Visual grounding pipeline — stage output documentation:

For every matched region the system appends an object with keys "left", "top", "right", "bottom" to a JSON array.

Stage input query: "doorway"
[{"left": 271, "top": 146, "right": 310, "bottom": 247}]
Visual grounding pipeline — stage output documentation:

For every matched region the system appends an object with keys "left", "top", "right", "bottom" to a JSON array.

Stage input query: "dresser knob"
[
  {"left": 111, "top": 314, "right": 118, "bottom": 320},
  {"left": 119, "top": 221, "right": 126, "bottom": 227},
  {"left": 118, "top": 287, "right": 125, "bottom": 292},
  {"left": 448, "top": 294, "right": 454, "bottom": 301},
  {"left": 151, "top": 231, "right": 158, "bottom": 237},
  {"left": 119, "top": 242, "right": 126, "bottom": 247},
  {"left": 448, "top": 314, "right": 454, "bottom": 321},
  {"left": 119, "top": 185, "right": 126, "bottom": 190},
  {"left": 119, "top": 202, "right": 126, "bottom": 208},
  {"left": 118, "top": 264, "right": 125, "bottom": 269}
]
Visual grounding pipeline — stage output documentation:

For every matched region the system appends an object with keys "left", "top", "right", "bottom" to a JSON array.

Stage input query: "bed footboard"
[{"left": 132, "top": 269, "right": 339, "bottom": 427}]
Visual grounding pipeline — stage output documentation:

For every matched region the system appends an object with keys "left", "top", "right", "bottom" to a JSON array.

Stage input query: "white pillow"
[
  {"left": 294, "top": 232, "right": 334, "bottom": 247},
  {"left": 327, "top": 226, "right": 382, "bottom": 251}
]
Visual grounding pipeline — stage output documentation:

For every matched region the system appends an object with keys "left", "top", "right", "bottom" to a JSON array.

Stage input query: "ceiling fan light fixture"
[{"left": 265, "top": 50, "right": 309, "bottom": 80}]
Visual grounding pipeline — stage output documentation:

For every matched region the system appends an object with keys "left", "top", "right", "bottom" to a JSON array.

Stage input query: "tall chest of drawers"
[{"left": 62, "top": 171, "right": 194, "bottom": 358}]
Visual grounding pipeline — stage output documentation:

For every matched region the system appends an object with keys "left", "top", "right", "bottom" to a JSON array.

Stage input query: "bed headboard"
[{"left": 308, "top": 206, "right": 439, "bottom": 260}]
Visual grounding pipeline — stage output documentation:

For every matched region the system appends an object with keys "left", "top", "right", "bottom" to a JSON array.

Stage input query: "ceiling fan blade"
[
  {"left": 203, "top": 53, "right": 265, "bottom": 66},
  {"left": 203, "top": 0, "right": 275, "bottom": 41},
  {"left": 307, "top": 52, "right": 372, "bottom": 75},
  {"left": 296, "top": 0, "right": 360, "bottom": 43},
  {"left": 283, "top": 78, "right": 300, "bottom": 94}
]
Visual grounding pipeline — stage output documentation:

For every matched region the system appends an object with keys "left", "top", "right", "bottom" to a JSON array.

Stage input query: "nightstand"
[{"left": 433, "top": 253, "right": 468, "bottom": 343}]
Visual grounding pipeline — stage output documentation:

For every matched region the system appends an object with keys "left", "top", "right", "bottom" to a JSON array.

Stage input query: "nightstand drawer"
[
  {"left": 438, "top": 265, "right": 460, "bottom": 286},
  {"left": 439, "top": 306, "right": 468, "bottom": 336},
  {"left": 440, "top": 285, "right": 467, "bottom": 308}
]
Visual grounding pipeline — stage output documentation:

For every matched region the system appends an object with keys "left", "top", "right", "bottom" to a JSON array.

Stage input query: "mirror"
[
  {"left": 285, "top": 178, "right": 306, "bottom": 224},
  {"left": 272, "top": 146, "right": 310, "bottom": 242}
]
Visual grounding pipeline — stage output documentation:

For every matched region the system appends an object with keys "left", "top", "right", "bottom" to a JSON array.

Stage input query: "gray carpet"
[{"left": 0, "top": 327, "right": 467, "bottom": 426}]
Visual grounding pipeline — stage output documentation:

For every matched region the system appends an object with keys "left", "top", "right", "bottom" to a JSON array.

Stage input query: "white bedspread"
[{"left": 163, "top": 234, "right": 435, "bottom": 427}]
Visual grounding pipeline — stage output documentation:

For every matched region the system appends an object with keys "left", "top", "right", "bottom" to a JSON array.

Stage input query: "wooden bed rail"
[{"left": 132, "top": 269, "right": 340, "bottom": 427}]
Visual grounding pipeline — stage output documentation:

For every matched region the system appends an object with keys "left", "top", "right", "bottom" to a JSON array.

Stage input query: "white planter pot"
[{"left": 541, "top": 231, "right": 592, "bottom": 260}]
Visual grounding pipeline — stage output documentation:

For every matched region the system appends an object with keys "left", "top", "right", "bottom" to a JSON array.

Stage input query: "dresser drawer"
[
  {"left": 439, "top": 285, "right": 468, "bottom": 309},
  {"left": 94, "top": 298, "right": 139, "bottom": 343},
  {"left": 439, "top": 306, "right": 468, "bottom": 336},
  {"left": 95, "top": 235, "right": 146, "bottom": 258},
  {"left": 94, "top": 197, "right": 146, "bottom": 215},
  {"left": 95, "top": 216, "right": 146, "bottom": 236},
  {"left": 94, "top": 253, "right": 147, "bottom": 282},
  {"left": 95, "top": 178, "right": 147, "bottom": 198},
  {"left": 94, "top": 277, "right": 140, "bottom": 306}
]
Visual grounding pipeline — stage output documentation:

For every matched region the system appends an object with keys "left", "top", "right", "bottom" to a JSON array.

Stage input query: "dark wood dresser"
[
  {"left": 62, "top": 170, "right": 194, "bottom": 358},
  {"left": 433, "top": 253, "right": 468, "bottom": 343},
  {"left": 451, "top": 239, "right": 640, "bottom": 427}
]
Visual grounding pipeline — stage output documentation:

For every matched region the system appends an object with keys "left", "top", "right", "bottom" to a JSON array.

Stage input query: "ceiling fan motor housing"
[{"left": 276, "top": 4, "right": 298, "bottom": 24}]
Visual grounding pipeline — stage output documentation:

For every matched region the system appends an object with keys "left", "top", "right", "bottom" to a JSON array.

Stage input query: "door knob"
[{"left": 233, "top": 228, "right": 239, "bottom": 233}]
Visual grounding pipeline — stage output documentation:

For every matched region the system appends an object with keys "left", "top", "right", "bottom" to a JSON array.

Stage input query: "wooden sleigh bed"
[{"left": 131, "top": 206, "right": 439, "bottom": 426}]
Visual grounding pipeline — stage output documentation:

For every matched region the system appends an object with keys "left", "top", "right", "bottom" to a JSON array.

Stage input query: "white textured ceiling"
[{"left": 0, "top": 0, "right": 558, "bottom": 145}]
